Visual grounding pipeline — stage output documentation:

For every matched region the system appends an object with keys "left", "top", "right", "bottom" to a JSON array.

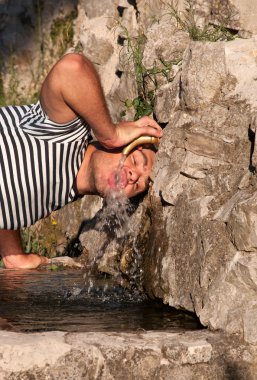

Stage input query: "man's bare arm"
[
  {"left": 0, "top": 230, "right": 49, "bottom": 269},
  {"left": 40, "top": 53, "right": 163, "bottom": 149}
]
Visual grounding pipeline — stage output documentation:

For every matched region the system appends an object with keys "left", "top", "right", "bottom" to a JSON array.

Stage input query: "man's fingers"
[
  {"left": 113, "top": 117, "right": 163, "bottom": 149},
  {"left": 137, "top": 124, "right": 163, "bottom": 138},
  {"left": 135, "top": 116, "right": 163, "bottom": 135}
]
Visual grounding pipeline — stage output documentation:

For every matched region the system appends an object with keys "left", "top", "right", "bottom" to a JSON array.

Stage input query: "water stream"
[{"left": 0, "top": 269, "right": 203, "bottom": 333}]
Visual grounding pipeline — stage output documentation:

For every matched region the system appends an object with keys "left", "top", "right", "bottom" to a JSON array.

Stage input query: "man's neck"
[{"left": 76, "top": 143, "right": 97, "bottom": 195}]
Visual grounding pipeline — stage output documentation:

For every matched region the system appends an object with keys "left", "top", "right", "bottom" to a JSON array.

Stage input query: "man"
[{"left": 0, "top": 53, "right": 162, "bottom": 269}]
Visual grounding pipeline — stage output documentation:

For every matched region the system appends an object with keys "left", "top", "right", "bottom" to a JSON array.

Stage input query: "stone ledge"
[{"left": 0, "top": 330, "right": 256, "bottom": 379}]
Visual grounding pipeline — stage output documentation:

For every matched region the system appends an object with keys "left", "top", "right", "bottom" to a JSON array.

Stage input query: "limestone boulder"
[
  {"left": 154, "top": 73, "right": 180, "bottom": 123},
  {"left": 180, "top": 41, "right": 226, "bottom": 110},
  {"left": 200, "top": 252, "right": 257, "bottom": 343},
  {"left": 77, "top": 7, "right": 120, "bottom": 97},
  {"left": 227, "top": 192, "right": 257, "bottom": 252},
  {"left": 142, "top": 19, "right": 190, "bottom": 70},
  {"left": 210, "top": 0, "right": 257, "bottom": 36},
  {"left": 26, "top": 195, "right": 103, "bottom": 257}
]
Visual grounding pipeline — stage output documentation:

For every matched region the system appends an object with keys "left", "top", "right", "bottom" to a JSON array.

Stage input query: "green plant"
[
  {"left": 21, "top": 228, "right": 48, "bottom": 256},
  {"left": 49, "top": 264, "right": 64, "bottom": 271},
  {"left": 164, "top": 0, "right": 237, "bottom": 42},
  {"left": 117, "top": 22, "right": 175, "bottom": 120},
  {"left": 121, "top": 91, "right": 154, "bottom": 120},
  {"left": 50, "top": 10, "right": 78, "bottom": 57}
]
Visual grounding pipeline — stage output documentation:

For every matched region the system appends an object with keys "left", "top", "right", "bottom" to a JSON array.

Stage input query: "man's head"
[{"left": 85, "top": 143, "right": 156, "bottom": 198}]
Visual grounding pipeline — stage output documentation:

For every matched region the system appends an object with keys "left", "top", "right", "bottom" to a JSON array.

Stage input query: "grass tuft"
[{"left": 164, "top": 0, "right": 237, "bottom": 42}]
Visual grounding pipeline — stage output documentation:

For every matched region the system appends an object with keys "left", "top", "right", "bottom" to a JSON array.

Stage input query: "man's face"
[{"left": 91, "top": 147, "right": 156, "bottom": 198}]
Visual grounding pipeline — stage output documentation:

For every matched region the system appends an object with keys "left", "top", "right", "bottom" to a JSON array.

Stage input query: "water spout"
[{"left": 122, "top": 136, "right": 159, "bottom": 156}]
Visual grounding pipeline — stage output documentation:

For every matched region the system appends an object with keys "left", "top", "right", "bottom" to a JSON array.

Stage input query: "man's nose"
[{"left": 127, "top": 168, "right": 139, "bottom": 183}]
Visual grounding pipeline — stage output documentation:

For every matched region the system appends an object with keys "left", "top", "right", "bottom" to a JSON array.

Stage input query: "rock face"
[
  {"left": 174, "top": 0, "right": 257, "bottom": 36},
  {"left": 143, "top": 36, "right": 257, "bottom": 343},
  {"left": 211, "top": 0, "right": 257, "bottom": 36},
  {"left": 28, "top": 195, "right": 103, "bottom": 257}
]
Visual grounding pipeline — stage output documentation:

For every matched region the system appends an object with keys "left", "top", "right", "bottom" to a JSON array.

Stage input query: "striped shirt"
[{"left": 0, "top": 101, "right": 90, "bottom": 229}]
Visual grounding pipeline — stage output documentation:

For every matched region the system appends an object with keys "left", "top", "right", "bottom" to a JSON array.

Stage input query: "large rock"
[
  {"left": 142, "top": 19, "right": 190, "bottom": 70},
  {"left": 210, "top": 0, "right": 257, "bottom": 36},
  {"left": 164, "top": 0, "right": 257, "bottom": 36},
  {"left": 25, "top": 195, "right": 103, "bottom": 257},
  {"left": 76, "top": 4, "right": 120, "bottom": 97},
  {"left": 143, "top": 36, "right": 257, "bottom": 343}
]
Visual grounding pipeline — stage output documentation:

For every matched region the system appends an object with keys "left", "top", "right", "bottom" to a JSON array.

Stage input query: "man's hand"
[
  {"left": 0, "top": 230, "right": 49, "bottom": 269},
  {"left": 98, "top": 116, "right": 163, "bottom": 149},
  {"left": 108, "top": 116, "right": 163, "bottom": 149}
]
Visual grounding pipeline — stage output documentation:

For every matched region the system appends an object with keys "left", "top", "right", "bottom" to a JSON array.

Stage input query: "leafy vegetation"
[
  {"left": 21, "top": 225, "right": 48, "bottom": 256},
  {"left": 117, "top": 0, "right": 237, "bottom": 120},
  {"left": 117, "top": 22, "right": 176, "bottom": 120},
  {"left": 50, "top": 10, "right": 78, "bottom": 57},
  {"left": 164, "top": 0, "right": 237, "bottom": 42}
]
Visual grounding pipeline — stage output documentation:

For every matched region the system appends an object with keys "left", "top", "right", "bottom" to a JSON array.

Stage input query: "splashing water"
[
  {"left": 98, "top": 153, "right": 131, "bottom": 239},
  {"left": 83, "top": 153, "right": 135, "bottom": 292},
  {"left": 113, "top": 154, "right": 127, "bottom": 192}
]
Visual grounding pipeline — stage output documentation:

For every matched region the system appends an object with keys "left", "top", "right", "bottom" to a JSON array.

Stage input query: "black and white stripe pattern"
[{"left": 0, "top": 101, "right": 90, "bottom": 229}]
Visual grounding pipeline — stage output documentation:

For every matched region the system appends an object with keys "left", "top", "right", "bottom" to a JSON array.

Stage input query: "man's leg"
[{"left": 0, "top": 230, "right": 49, "bottom": 269}]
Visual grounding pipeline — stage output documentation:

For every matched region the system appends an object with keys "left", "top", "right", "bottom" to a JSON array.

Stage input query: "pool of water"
[{"left": 0, "top": 269, "right": 203, "bottom": 333}]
